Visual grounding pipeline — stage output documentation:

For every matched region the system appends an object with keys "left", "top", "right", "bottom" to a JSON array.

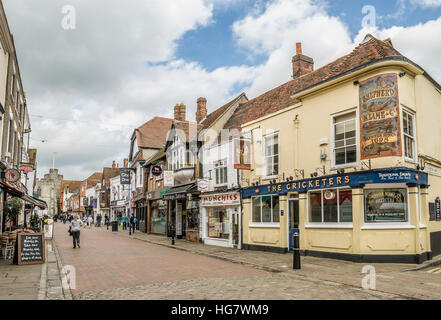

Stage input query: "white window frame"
[
  {"left": 402, "top": 106, "right": 417, "bottom": 163},
  {"left": 214, "top": 159, "right": 228, "bottom": 186},
  {"left": 330, "top": 109, "right": 358, "bottom": 169},
  {"left": 306, "top": 187, "right": 354, "bottom": 228},
  {"left": 361, "top": 183, "right": 413, "bottom": 229},
  {"left": 250, "top": 194, "right": 280, "bottom": 226},
  {"left": 263, "top": 132, "right": 279, "bottom": 178}
]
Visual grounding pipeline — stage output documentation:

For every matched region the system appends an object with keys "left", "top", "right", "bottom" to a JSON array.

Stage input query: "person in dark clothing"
[{"left": 130, "top": 215, "right": 135, "bottom": 234}]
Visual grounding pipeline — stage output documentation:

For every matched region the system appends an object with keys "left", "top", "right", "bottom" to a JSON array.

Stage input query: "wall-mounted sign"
[
  {"left": 200, "top": 192, "right": 240, "bottom": 207},
  {"left": 163, "top": 170, "right": 174, "bottom": 186},
  {"left": 234, "top": 138, "right": 251, "bottom": 170},
  {"left": 120, "top": 169, "right": 131, "bottom": 185},
  {"left": 324, "top": 190, "right": 336, "bottom": 200},
  {"left": 436, "top": 197, "right": 441, "bottom": 221},
  {"left": 6, "top": 169, "right": 20, "bottom": 183},
  {"left": 365, "top": 188, "right": 407, "bottom": 222},
  {"left": 359, "top": 73, "right": 402, "bottom": 159},
  {"left": 197, "top": 179, "right": 209, "bottom": 192},
  {"left": 152, "top": 166, "right": 163, "bottom": 176}
]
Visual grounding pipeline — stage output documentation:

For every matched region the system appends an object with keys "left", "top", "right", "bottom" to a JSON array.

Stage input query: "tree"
[{"left": 4, "top": 197, "right": 24, "bottom": 229}]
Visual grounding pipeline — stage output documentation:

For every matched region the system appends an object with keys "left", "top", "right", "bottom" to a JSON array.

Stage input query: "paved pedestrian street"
[{"left": 49, "top": 222, "right": 441, "bottom": 300}]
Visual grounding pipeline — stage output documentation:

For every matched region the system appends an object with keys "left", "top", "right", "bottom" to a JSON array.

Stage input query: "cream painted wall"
[{"left": 241, "top": 64, "right": 441, "bottom": 253}]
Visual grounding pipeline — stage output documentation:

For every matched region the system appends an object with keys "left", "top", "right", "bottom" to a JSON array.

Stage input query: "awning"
[
  {"left": 0, "top": 181, "right": 24, "bottom": 197},
  {"left": 22, "top": 194, "right": 47, "bottom": 209},
  {"left": 163, "top": 183, "right": 197, "bottom": 200}
]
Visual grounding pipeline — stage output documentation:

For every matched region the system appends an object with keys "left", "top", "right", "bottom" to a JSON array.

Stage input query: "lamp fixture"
[
  {"left": 399, "top": 72, "right": 406, "bottom": 77},
  {"left": 353, "top": 80, "right": 360, "bottom": 85}
]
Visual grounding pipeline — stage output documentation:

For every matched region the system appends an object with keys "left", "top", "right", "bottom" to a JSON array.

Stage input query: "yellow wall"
[{"left": 241, "top": 62, "right": 441, "bottom": 255}]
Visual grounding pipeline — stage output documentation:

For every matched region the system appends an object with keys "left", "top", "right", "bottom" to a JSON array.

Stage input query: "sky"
[{"left": 2, "top": 0, "right": 441, "bottom": 181}]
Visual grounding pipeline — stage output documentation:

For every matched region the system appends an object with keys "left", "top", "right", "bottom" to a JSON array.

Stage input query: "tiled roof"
[
  {"left": 201, "top": 93, "right": 247, "bottom": 129},
  {"left": 60, "top": 180, "right": 72, "bottom": 192},
  {"left": 135, "top": 117, "right": 174, "bottom": 149},
  {"left": 66, "top": 181, "right": 82, "bottom": 193},
  {"left": 86, "top": 172, "right": 102, "bottom": 187},
  {"left": 102, "top": 167, "right": 120, "bottom": 188},
  {"left": 224, "top": 36, "right": 403, "bottom": 130}
]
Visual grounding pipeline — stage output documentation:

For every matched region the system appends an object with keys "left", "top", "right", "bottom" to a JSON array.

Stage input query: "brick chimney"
[
  {"left": 117, "top": 163, "right": 119, "bottom": 168},
  {"left": 292, "top": 42, "right": 313, "bottom": 78},
  {"left": 112, "top": 160, "right": 116, "bottom": 168},
  {"left": 196, "top": 97, "right": 207, "bottom": 124},
  {"left": 123, "top": 158, "right": 128, "bottom": 168},
  {"left": 174, "top": 103, "right": 186, "bottom": 121}
]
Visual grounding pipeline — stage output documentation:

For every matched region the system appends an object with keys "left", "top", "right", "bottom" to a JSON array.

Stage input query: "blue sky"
[{"left": 177, "top": 0, "right": 441, "bottom": 71}]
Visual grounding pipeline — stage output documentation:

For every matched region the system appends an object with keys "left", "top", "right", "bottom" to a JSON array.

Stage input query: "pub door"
[{"left": 288, "top": 200, "right": 299, "bottom": 252}]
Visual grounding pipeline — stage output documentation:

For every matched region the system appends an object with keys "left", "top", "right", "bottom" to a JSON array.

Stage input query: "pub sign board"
[
  {"left": 120, "top": 169, "right": 130, "bottom": 185},
  {"left": 234, "top": 138, "right": 251, "bottom": 170},
  {"left": 152, "top": 165, "right": 163, "bottom": 176},
  {"left": 16, "top": 233, "right": 45, "bottom": 265},
  {"left": 359, "top": 73, "right": 402, "bottom": 159}
]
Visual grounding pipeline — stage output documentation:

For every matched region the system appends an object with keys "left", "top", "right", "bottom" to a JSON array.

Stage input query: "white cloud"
[{"left": 410, "top": 0, "right": 441, "bottom": 7}]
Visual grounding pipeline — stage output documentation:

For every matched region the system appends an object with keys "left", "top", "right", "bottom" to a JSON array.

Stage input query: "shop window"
[
  {"left": 332, "top": 112, "right": 356, "bottom": 166},
  {"left": 402, "top": 108, "right": 416, "bottom": 161},
  {"left": 252, "top": 195, "right": 280, "bottom": 223},
  {"left": 207, "top": 207, "right": 229, "bottom": 239},
  {"left": 264, "top": 133, "right": 279, "bottom": 177},
  {"left": 215, "top": 159, "right": 227, "bottom": 185},
  {"left": 429, "top": 202, "right": 435, "bottom": 221},
  {"left": 364, "top": 188, "right": 407, "bottom": 223},
  {"left": 308, "top": 189, "right": 352, "bottom": 223}
]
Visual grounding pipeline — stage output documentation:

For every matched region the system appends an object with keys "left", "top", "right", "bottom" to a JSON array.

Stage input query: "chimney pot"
[
  {"left": 296, "top": 42, "right": 302, "bottom": 55},
  {"left": 112, "top": 160, "right": 116, "bottom": 168},
  {"left": 124, "top": 158, "right": 128, "bottom": 168}
]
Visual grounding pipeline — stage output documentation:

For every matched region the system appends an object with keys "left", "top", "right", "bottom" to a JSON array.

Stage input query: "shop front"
[
  {"left": 110, "top": 200, "right": 126, "bottom": 223},
  {"left": 242, "top": 167, "right": 432, "bottom": 264},
  {"left": 163, "top": 183, "right": 199, "bottom": 241},
  {"left": 200, "top": 191, "right": 241, "bottom": 248}
]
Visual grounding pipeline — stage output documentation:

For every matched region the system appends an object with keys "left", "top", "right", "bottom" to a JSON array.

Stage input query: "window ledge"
[
  {"left": 361, "top": 223, "right": 415, "bottom": 230},
  {"left": 206, "top": 237, "right": 229, "bottom": 242},
  {"left": 419, "top": 224, "right": 427, "bottom": 229},
  {"left": 331, "top": 163, "right": 357, "bottom": 170},
  {"left": 305, "top": 223, "right": 353, "bottom": 229},
  {"left": 248, "top": 223, "right": 280, "bottom": 228},
  {"left": 404, "top": 158, "right": 417, "bottom": 164}
]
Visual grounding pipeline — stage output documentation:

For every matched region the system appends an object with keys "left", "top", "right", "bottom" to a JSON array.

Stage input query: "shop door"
[
  {"left": 288, "top": 200, "right": 299, "bottom": 252},
  {"left": 232, "top": 210, "right": 239, "bottom": 248}
]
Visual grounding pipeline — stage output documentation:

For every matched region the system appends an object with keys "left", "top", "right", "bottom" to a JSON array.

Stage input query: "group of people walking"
[{"left": 67, "top": 214, "right": 137, "bottom": 249}]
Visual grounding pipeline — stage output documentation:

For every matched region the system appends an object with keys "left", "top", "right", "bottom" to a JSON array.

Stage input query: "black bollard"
[{"left": 293, "top": 232, "right": 301, "bottom": 269}]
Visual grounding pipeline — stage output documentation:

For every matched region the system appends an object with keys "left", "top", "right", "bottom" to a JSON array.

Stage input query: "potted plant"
[{"left": 4, "top": 197, "right": 24, "bottom": 231}]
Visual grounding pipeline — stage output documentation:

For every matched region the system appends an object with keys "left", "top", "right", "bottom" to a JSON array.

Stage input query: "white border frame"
[{"left": 330, "top": 108, "right": 359, "bottom": 170}]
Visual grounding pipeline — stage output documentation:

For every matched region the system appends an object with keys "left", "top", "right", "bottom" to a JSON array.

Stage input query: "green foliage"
[{"left": 4, "top": 197, "right": 24, "bottom": 225}]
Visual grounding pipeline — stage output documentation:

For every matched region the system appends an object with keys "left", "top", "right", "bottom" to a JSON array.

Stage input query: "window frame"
[
  {"left": 250, "top": 194, "right": 280, "bottom": 226},
  {"left": 307, "top": 187, "right": 353, "bottom": 226},
  {"left": 402, "top": 106, "right": 417, "bottom": 163},
  {"left": 214, "top": 159, "right": 228, "bottom": 186},
  {"left": 330, "top": 108, "right": 358, "bottom": 169},
  {"left": 263, "top": 132, "right": 280, "bottom": 178}
]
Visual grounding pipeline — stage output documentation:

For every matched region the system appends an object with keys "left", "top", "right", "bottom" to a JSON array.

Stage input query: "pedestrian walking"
[
  {"left": 122, "top": 215, "right": 127, "bottom": 230},
  {"left": 70, "top": 215, "right": 83, "bottom": 249},
  {"left": 130, "top": 215, "right": 135, "bottom": 234},
  {"left": 88, "top": 215, "right": 93, "bottom": 229}
]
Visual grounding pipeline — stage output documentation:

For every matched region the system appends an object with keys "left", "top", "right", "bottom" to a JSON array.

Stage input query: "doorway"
[{"left": 288, "top": 200, "right": 299, "bottom": 252}]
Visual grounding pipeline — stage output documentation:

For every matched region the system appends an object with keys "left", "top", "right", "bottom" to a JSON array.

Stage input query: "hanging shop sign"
[
  {"left": 120, "top": 169, "right": 131, "bottom": 185},
  {"left": 201, "top": 192, "right": 240, "bottom": 207},
  {"left": 234, "top": 138, "right": 251, "bottom": 170},
  {"left": 359, "top": 73, "right": 402, "bottom": 159},
  {"left": 5, "top": 169, "right": 20, "bottom": 183},
  {"left": 163, "top": 170, "right": 174, "bottom": 186},
  {"left": 197, "top": 179, "right": 209, "bottom": 192},
  {"left": 19, "top": 163, "right": 34, "bottom": 173},
  {"left": 242, "top": 168, "right": 428, "bottom": 198},
  {"left": 436, "top": 197, "right": 441, "bottom": 221},
  {"left": 152, "top": 165, "right": 163, "bottom": 176}
]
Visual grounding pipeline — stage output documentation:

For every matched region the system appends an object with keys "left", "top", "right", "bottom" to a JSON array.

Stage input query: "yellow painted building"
[{"left": 230, "top": 36, "right": 441, "bottom": 263}]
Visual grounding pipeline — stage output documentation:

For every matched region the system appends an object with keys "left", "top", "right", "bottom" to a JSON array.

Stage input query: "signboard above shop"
[
  {"left": 242, "top": 168, "right": 428, "bottom": 198},
  {"left": 120, "top": 169, "right": 130, "bottom": 185},
  {"left": 201, "top": 192, "right": 240, "bottom": 207}
]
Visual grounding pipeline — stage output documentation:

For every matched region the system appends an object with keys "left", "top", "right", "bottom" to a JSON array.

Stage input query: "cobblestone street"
[{"left": 52, "top": 222, "right": 441, "bottom": 300}]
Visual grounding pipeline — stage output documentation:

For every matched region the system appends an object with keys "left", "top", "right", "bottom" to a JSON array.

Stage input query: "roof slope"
[
  {"left": 201, "top": 93, "right": 247, "bottom": 129},
  {"left": 136, "top": 116, "right": 174, "bottom": 149},
  {"left": 224, "top": 36, "right": 403, "bottom": 130}
]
